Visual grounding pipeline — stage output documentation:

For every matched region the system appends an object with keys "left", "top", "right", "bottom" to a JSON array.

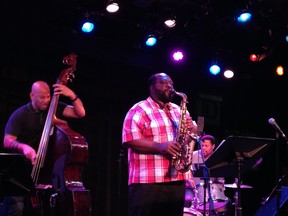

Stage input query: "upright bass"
[{"left": 31, "top": 53, "right": 91, "bottom": 216}]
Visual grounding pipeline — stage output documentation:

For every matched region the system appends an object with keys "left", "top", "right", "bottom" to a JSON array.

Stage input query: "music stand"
[
  {"left": 0, "top": 153, "right": 35, "bottom": 200},
  {"left": 193, "top": 136, "right": 274, "bottom": 216}
]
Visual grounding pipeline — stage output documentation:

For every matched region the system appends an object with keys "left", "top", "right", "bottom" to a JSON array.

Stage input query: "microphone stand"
[
  {"left": 268, "top": 118, "right": 288, "bottom": 215},
  {"left": 275, "top": 132, "right": 281, "bottom": 216}
]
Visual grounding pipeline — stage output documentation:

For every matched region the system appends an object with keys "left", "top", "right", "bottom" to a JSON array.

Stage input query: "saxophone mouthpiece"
[
  {"left": 172, "top": 90, "right": 187, "bottom": 99},
  {"left": 170, "top": 90, "right": 176, "bottom": 95}
]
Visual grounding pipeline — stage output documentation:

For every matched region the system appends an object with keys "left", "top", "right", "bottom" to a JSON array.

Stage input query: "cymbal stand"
[
  {"left": 235, "top": 153, "right": 244, "bottom": 216},
  {"left": 275, "top": 132, "right": 282, "bottom": 216}
]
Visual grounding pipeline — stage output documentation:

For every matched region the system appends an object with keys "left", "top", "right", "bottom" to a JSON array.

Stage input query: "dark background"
[{"left": 1, "top": 0, "right": 288, "bottom": 215}]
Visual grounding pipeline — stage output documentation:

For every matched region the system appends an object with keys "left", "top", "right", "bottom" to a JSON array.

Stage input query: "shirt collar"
[{"left": 148, "top": 96, "right": 172, "bottom": 110}]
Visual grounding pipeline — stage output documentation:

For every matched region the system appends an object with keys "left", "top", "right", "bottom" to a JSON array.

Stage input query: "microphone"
[{"left": 268, "top": 118, "right": 288, "bottom": 141}]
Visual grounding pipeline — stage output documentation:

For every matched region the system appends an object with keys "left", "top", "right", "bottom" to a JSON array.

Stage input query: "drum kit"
[{"left": 183, "top": 180, "right": 253, "bottom": 216}]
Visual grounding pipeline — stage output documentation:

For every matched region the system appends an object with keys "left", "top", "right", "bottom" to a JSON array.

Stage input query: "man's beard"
[{"left": 159, "top": 90, "right": 174, "bottom": 103}]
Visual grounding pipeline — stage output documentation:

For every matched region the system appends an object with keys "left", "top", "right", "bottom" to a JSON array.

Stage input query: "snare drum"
[{"left": 195, "top": 181, "right": 228, "bottom": 213}]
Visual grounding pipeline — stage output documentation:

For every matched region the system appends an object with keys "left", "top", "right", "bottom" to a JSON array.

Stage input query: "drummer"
[
  {"left": 185, "top": 135, "right": 232, "bottom": 215},
  {"left": 192, "top": 134, "right": 221, "bottom": 184}
]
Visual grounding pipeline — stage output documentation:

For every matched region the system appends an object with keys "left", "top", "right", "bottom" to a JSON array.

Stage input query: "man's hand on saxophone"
[
  {"left": 186, "top": 116, "right": 198, "bottom": 134},
  {"left": 160, "top": 141, "right": 182, "bottom": 158}
]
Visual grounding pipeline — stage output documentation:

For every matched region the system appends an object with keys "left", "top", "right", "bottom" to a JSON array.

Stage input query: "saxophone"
[{"left": 171, "top": 90, "right": 199, "bottom": 173}]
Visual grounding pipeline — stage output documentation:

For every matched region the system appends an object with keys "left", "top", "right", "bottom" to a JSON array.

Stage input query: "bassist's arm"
[
  {"left": 53, "top": 83, "right": 86, "bottom": 118},
  {"left": 4, "top": 134, "right": 37, "bottom": 165}
]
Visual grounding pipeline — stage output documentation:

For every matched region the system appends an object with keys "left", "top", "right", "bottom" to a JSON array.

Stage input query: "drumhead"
[
  {"left": 197, "top": 201, "right": 227, "bottom": 213},
  {"left": 183, "top": 207, "right": 203, "bottom": 216}
]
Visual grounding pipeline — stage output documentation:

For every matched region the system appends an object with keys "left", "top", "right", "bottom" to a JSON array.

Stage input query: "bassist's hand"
[
  {"left": 53, "top": 83, "right": 76, "bottom": 99},
  {"left": 18, "top": 143, "right": 37, "bottom": 165}
]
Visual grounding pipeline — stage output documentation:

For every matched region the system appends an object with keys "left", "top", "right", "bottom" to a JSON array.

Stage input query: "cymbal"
[{"left": 224, "top": 183, "right": 253, "bottom": 189}]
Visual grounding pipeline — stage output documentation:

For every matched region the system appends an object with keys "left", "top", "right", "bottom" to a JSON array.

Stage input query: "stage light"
[
  {"left": 249, "top": 44, "right": 273, "bottom": 62},
  {"left": 145, "top": 35, "right": 157, "bottom": 47},
  {"left": 276, "top": 65, "right": 284, "bottom": 76},
  {"left": 81, "top": 12, "right": 95, "bottom": 33},
  {"left": 81, "top": 21, "right": 94, "bottom": 33},
  {"left": 249, "top": 54, "right": 258, "bottom": 62},
  {"left": 172, "top": 50, "right": 184, "bottom": 61},
  {"left": 164, "top": 17, "right": 176, "bottom": 28},
  {"left": 223, "top": 69, "right": 234, "bottom": 79},
  {"left": 106, "top": 0, "right": 119, "bottom": 13},
  {"left": 209, "top": 64, "right": 221, "bottom": 75},
  {"left": 237, "top": 12, "right": 252, "bottom": 23},
  {"left": 249, "top": 53, "right": 267, "bottom": 62},
  {"left": 163, "top": 9, "right": 176, "bottom": 28}
]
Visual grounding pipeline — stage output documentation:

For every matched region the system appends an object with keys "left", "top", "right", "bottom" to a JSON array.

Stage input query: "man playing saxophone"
[{"left": 122, "top": 73, "right": 197, "bottom": 216}]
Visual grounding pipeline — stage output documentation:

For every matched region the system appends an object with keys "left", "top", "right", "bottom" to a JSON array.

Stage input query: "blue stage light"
[
  {"left": 209, "top": 64, "right": 221, "bottom": 75},
  {"left": 237, "top": 12, "right": 252, "bottom": 23},
  {"left": 145, "top": 35, "right": 157, "bottom": 47},
  {"left": 81, "top": 21, "right": 94, "bottom": 33}
]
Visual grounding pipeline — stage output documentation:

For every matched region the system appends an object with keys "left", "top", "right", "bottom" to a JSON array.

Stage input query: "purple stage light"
[{"left": 172, "top": 51, "right": 184, "bottom": 61}]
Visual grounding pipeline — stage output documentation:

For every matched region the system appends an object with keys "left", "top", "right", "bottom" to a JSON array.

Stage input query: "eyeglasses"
[{"left": 154, "top": 80, "right": 174, "bottom": 86}]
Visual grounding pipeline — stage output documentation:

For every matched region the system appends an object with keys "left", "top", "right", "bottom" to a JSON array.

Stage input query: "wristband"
[
  {"left": 10, "top": 140, "right": 20, "bottom": 150},
  {"left": 71, "top": 95, "right": 78, "bottom": 102}
]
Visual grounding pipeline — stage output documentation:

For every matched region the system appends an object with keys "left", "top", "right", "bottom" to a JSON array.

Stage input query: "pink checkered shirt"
[{"left": 122, "top": 97, "right": 192, "bottom": 185}]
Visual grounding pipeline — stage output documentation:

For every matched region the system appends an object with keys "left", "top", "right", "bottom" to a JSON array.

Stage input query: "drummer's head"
[
  {"left": 200, "top": 135, "right": 216, "bottom": 159},
  {"left": 201, "top": 135, "right": 215, "bottom": 144}
]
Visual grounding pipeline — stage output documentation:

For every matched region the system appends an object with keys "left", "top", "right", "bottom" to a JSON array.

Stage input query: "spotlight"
[
  {"left": 249, "top": 53, "right": 258, "bottom": 62},
  {"left": 164, "top": 17, "right": 176, "bottom": 28},
  {"left": 249, "top": 53, "right": 267, "bottom": 62},
  {"left": 237, "top": 11, "right": 252, "bottom": 23},
  {"left": 276, "top": 65, "right": 284, "bottom": 76},
  {"left": 106, "top": 0, "right": 119, "bottom": 13},
  {"left": 172, "top": 50, "right": 184, "bottom": 61},
  {"left": 209, "top": 64, "right": 221, "bottom": 75},
  {"left": 81, "top": 12, "right": 94, "bottom": 33},
  {"left": 249, "top": 44, "right": 272, "bottom": 62},
  {"left": 163, "top": 10, "right": 176, "bottom": 28},
  {"left": 145, "top": 35, "right": 157, "bottom": 47},
  {"left": 223, "top": 69, "right": 234, "bottom": 79},
  {"left": 81, "top": 21, "right": 94, "bottom": 33}
]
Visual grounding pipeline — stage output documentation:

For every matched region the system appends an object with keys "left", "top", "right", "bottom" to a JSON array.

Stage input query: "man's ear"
[{"left": 29, "top": 92, "right": 33, "bottom": 100}]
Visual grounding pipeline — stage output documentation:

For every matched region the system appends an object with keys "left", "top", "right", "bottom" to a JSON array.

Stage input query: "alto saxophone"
[{"left": 171, "top": 90, "right": 199, "bottom": 173}]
